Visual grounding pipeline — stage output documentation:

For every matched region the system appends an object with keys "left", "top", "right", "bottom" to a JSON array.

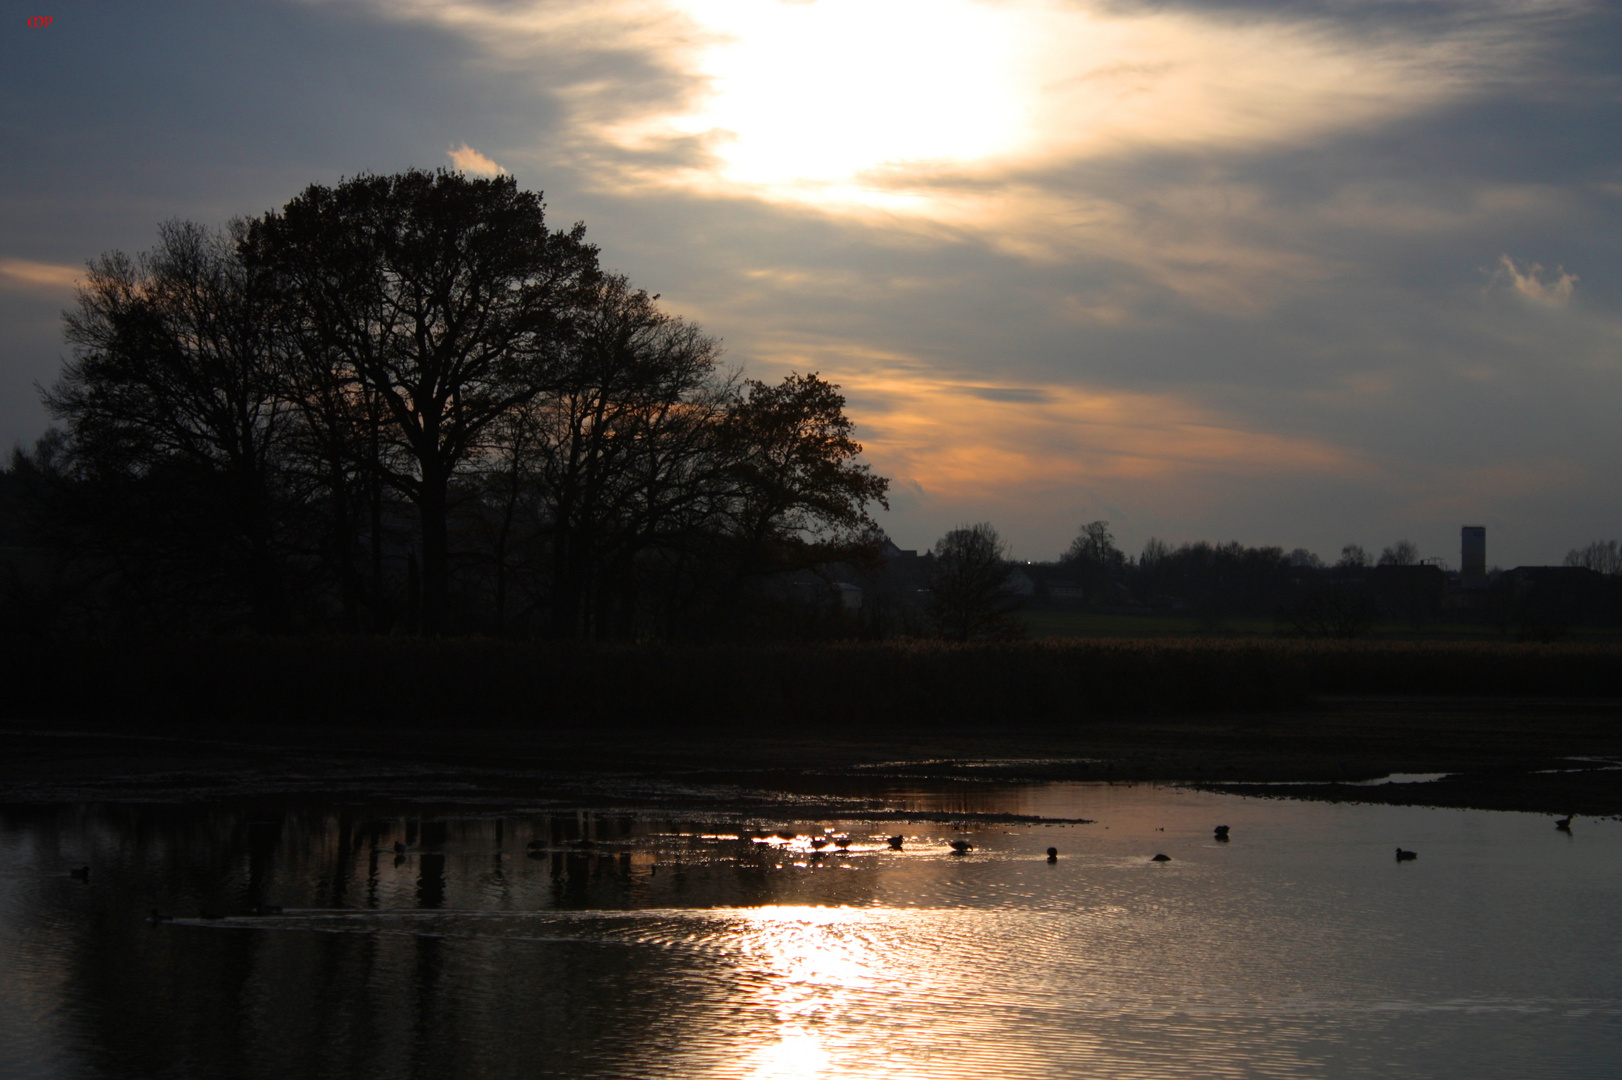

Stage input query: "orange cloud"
[
  {"left": 797, "top": 358, "right": 1368, "bottom": 507},
  {"left": 0, "top": 257, "right": 80, "bottom": 294},
  {"left": 1491, "top": 254, "right": 1577, "bottom": 307},
  {"left": 448, "top": 142, "right": 507, "bottom": 177}
]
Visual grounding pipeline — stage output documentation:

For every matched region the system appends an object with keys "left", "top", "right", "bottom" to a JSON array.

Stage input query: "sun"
[{"left": 671, "top": 0, "right": 1033, "bottom": 201}]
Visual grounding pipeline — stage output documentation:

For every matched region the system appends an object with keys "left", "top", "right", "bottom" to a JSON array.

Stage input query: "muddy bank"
[{"left": 1, "top": 696, "right": 1618, "bottom": 815}]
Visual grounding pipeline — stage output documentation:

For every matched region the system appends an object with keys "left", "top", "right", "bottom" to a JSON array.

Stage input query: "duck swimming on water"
[
  {"left": 949, "top": 839, "right": 974, "bottom": 854},
  {"left": 1555, "top": 815, "right": 1573, "bottom": 832},
  {"left": 1395, "top": 848, "right": 1417, "bottom": 861}
]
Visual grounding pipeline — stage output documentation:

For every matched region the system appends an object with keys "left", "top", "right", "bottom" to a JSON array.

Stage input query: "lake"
[{"left": 2, "top": 779, "right": 1618, "bottom": 1079}]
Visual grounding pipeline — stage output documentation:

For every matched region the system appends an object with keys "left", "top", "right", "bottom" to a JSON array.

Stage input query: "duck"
[
  {"left": 526, "top": 838, "right": 548, "bottom": 850},
  {"left": 1213, "top": 825, "right": 1231, "bottom": 841},
  {"left": 1555, "top": 815, "right": 1573, "bottom": 832},
  {"left": 1151, "top": 853, "right": 1171, "bottom": 862},
  {"left": 567, "top": 839, "right": 597, "bottom": 851},
  {"left": 948, "top": 839, "right": 974, "bottom": 854},
  {"left": 809, "top": 837, "right": 829, "bottom": 850},
  {"left": 69, "top": 865, "right": 90, "bottom": 881},
  {"left": 393, "top": 840, "right": 407, "bottom": 855},
  {"left": 833, "top": 836, "right": 851, "bottom": 849},
  {"left": 1046, "top": 847, "right": 1058, "bottom": 862},
  {"left": 1395, "top": 848, "right": 1417, "bottom": 861},
  {"left": 887, "top": 835, "right": 904, "bottom": 850}
]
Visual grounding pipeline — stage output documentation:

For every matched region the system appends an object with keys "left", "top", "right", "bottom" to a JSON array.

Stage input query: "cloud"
[
  {"left": 960, "top": 387, "right": 1053, "bottom": 404},
  {"left": 0, "top": 258, "right": 80, "bottom": 294},
  {"left": 367, "top": 1, "right": 1545, "bottom": 199},
  {"left": 448, "top": 142, "right": 507, "bottom": 176},
  {"left": 787, "top": 353, "right": 1368, "bottom": 503},
  {"left": 8, "top": 0, "right": 1602, "bottom": 566},
  {"left": 1491, "top": 254, "right": 1577, "bottom": 307}
]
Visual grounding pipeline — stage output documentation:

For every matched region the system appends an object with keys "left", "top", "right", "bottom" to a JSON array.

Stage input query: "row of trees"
[
  {"left": 5, "top": 170, "right": 888, "bottom": 637},
  {"left": 918, "top": 519, "right": 1622, "bottom": 640}
]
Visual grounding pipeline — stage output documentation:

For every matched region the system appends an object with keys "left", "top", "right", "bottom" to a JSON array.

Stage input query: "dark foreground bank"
[
  {"left": 3, "top": 635, "right": 1620, "bottom": 727},
  {"left": 1, "top": 638, "right": 1619, "bottom": 815}
]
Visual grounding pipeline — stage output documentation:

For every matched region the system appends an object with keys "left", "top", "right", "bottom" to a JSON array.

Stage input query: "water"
[{"left": 2, "top": 782, "right": 1618, "bottom": 1079}]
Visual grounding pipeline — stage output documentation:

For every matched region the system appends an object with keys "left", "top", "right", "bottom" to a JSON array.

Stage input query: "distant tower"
[{"left": 1461, "top": 526, "right": 1486, "bottom": 584}]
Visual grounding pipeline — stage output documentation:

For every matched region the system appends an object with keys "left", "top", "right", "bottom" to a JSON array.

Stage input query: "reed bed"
[{"left": 3, "top": 636, "right": 1618, "bottom": 733}]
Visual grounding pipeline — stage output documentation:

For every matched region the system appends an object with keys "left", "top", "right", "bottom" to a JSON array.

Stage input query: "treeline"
[
  {"left": 0, "top": 170, "right": 887, "bottom": 639},
  {"left": 1035, "top": 521, "right": 1622, "bottom": 637}
]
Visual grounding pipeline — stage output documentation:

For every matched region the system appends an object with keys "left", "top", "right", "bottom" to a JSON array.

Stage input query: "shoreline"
[{"left": 3, "top": 695, "right": 1619, "bottom": 815}]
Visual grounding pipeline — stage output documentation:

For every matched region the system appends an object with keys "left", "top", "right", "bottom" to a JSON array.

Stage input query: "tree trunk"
[{"left": 418, "top": 474, "right": 450, "bottom": 635}]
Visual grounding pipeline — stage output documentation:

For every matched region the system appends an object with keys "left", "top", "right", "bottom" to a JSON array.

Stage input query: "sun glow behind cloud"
[
  {"left": 668, "top": 0, "right": 1030, "bottom": 200},
  {"left": 369, "top": 0, "right": 1526, "bottom": 217},
  {"left": 626, "top": 0, "right": 1514, "bottom": 216}
]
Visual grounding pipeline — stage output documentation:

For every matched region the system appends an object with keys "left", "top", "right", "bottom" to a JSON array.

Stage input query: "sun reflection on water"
[
  {"left": 726, "top": 905, "right": 910, "bottom": 1079},
  {"left": 744, "top": 1026, "right": 832, "bottom": 1080}
]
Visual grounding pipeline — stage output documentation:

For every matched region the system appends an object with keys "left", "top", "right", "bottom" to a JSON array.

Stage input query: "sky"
[{"left": 3, "top": 0, "right": 1619, "bottom": 568}]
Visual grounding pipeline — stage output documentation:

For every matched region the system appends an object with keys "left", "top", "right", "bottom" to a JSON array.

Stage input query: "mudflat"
[{"left": 1, "top": 696, "right": 1617, "bottom": 814}]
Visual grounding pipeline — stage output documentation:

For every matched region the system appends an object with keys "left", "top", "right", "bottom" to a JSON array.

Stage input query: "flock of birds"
[{"left": 104, "top": 813, "right": 1585, "bottom": 924}]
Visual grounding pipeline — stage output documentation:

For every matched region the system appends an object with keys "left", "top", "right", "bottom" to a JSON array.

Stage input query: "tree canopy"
[{"left": 27, "top": 170, "right": 890, "bottom": 638}]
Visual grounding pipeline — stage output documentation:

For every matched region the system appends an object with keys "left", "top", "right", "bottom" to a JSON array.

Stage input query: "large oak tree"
[{"left": 244, "top": 170, "right": 600, "bottom": 633}]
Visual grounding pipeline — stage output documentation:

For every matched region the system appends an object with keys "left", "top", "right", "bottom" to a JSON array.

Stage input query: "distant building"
[
  {"left": 1491, "top": 565, "right": 1616, "bottom": 636},
  {"left": 1461, "top": 526, "right": 1486, "bottom": 585},
  {"left": 1368, "top": 563, "right": 1447, "bottom": 622}
]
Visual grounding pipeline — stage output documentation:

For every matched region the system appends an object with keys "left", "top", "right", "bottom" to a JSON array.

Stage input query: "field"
[{"left": 1018, "top": 608, "right": 1622, "bottom": 642}]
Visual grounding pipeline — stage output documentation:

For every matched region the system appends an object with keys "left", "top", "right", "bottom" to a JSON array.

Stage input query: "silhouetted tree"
[
  {"left": 1061, "top": 519, "right": 1127, "bottom": 602},
  {"left": 1565, "top": 540, "right": 1621, "bottom": 576},
  {"left": 45, "top": 220, "right": 299, "bottom": 631},
  {"left": 1130, "top": 539, "right": 1293, "bottom": 621},
  {"left": 1378, "top": 539, "right": 1420, "bottom": 567},
  {"left": 244, "top": 169, "right": 600, "bottom": 634},
  {"left": 927, "top": 522, "right": 1021, "bottom": 640},
  {"left": 1338, "top": 544, "right": 1371, "bottom": 569},
  {"left": 512, "top": 272, "right": 731, "bottom": 637},
  {"left": 1287, "top": 547, "right": 1324, "bottom": 569},
  {"left": 721, "top": 372, "right": 890, "bottom": 565}
]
